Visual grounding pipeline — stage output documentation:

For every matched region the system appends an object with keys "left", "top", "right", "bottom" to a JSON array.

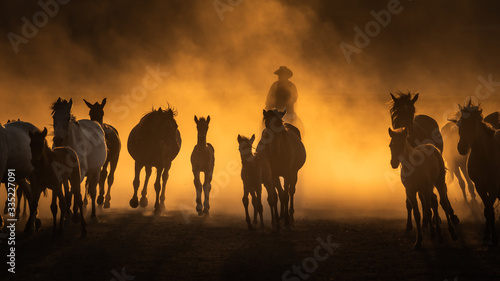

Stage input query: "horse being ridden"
[
  {"left": 128, "top": 107, "right": 181, "bottom": 215},
  {"left": 441, "top": 120, "right": 477, "bottom": 206},
  {"left": 454, "top": 102, "right": 500, "bottom": 246},
  {"left": 389, "top": 92, "right": 440, "bottom": 231},
  {"left": 258, "top": 109, "right": 305, "bottom": 227},
  {"left": 52, "top": 98, "right": 107, "bottom": 219},
  {"left": 238, "top": 134, "right": 277, "bottom": 230},
  {"left": 29, "top": 128, "right": 86, "bottom": 237},
  {"left": 191, "top": 116, "right": 215, "bottom": 215},
  {"left": 84, "top": 98, "right": 121, "bottom": 208},
  {"left": 389, "top": 127, "right": 458, "bottom": 249}
]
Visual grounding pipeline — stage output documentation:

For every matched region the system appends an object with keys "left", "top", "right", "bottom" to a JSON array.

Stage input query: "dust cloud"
[{"left": 1, "top": 0, "right": 500, "bottom": 220}]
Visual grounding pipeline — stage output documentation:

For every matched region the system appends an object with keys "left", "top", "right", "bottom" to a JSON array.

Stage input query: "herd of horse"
[
  {"left": 0, "top": 97, "right": 306, "bottom": 238},
  {"left": 0, "top": 93, "right": 499, "bottom": 250},
  {"left": 388, "top": 92, "right": 500, "bottom": 249}
]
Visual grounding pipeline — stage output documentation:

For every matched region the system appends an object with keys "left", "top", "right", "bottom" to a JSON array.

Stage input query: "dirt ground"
[{"left": 1, "top": 206, "right": 500, "bottom": 281}]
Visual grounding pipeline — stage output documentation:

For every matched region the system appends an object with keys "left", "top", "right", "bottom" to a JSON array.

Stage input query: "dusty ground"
[{"left": 1, "top": 206, "right": 500, "bottom": 281}]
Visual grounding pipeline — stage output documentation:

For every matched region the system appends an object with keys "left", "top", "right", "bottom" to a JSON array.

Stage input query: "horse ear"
[
  {"left": 83, "top": 99, "right": 92, "bottom": 108},
  {"left": 42, "top": 127, "right": 47, "bottom": 137},
  {"left": 281, "top": 110, "right": 287, "bottom": 117},
  {"left": 194, "top": 116, "right": 198, "bottom": 123},
  {"left": 411, "top": 93, "right": 419, "bottom": 104},
  {"left": 101, "top": 98, "right": 107, "bottom": 107},
  {"left": 237, "top": 134, "right": 242, "bottom": 144},
  {"left": 250, "top": 134, "right": 255, "bottom": 144},
  {"left": 57, "top": 97, "right": 61, "bottom": 103},
  {"left": 68, "top": 99, "right": 73, "bottom": 108},
  {"left": 479, "top": 109, "right": 483, "bottom": 115},
  {"left": 458, "top": 104, "right": 464, "bottom": 111},
  {"left": 263, "top": 109, "right": 266, "bottom": 116},
  {"left": 390, "top": 93, "right": 396, "bottom": 102},
  {"left": 207, "top": 115, "right": 210, "bottom": 123},
  {"left": 388, "top": 127, "right": 394, "bottom": 137}
]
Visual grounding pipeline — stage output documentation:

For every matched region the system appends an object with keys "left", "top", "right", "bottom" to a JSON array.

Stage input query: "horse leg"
[
  {"left": 70, "top": 173, "right": 86, "bottom": 237},
  {"left": 256, "top": 184, "right": 264, "bottom": 229},
  {"left": 24, "top": 184, "right": 42, "bottom": 234},
  {"left": 193, "top": 170, "right": 203, "bottom": 215},
  {"left": 104, "top": 156, "right": 119, "bottom": 209},
  {"left": 87, "top": 171, "right": 99, "bottom": 219},
  {"left": 203, "top": 170, "right": 213, "bottom": 214},
  {"left": 83, "top": 179, "right": 89, "bottom": 207},
  {"left": 160, "top": 162, "right": 170, "bottom": 211},
  {"left": 273, "top": 177, "right": 284, "bottom": 218},
  {"left": 430, "top": 191, "right": 442, "bottom": 243},
  {"left": 153, "top": 167, "right": 163, "bottom": 215},
  {"left": 461, "top": 165, "right": 477, "bottom": 205},
  {"left": 418, "top": 192, "right": 429, "bottom": 228},
  {"left": 22, "top": 191, "right": 28, "bottom": 218},
  {"left": 282, "top": 176, "right": 291, "bottom": 227},
  {"left": 97, "top": 161, "right": 109, "bottom": 206},
  {"left": 435, "top": 182, "right": 458, "bottom": 241},
  {"left": 242, "top": 189, "right": 252, "bottom": 230},
  {"left": 140, "top": 166, "right": 152, "bottom": 208},
  {"left": 130, "top": 162, "right": 143, "bottom": 208},
  {"left": 50, "top": 187, "right": 58, "bottom": 236},
  {"left": 63, "top": 180, "right": 72, "bottom": 219},
  {"left": 288, "top": 172, "right": 298, "bottom": 225},
  {"left": 56, "top": 184, "right": 67, "bottom": 235},
  {"left": 15, "top": 185, "right": 21, "bottom": 219},
  {"left": 405, "top": 198, "right": 413, "bottom": 232},
  {"left": 421, "top": 188, "right": 436, "bottom": 240},
  {"left": 406, "top": 189, "right": 422, "bottom": 249}
]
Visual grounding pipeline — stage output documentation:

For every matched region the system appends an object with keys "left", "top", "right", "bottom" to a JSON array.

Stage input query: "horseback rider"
[{"left": 265, "top": 66, "right": 298, "bottom": 124}]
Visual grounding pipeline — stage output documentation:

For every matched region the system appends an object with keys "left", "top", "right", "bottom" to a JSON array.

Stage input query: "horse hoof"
[
  {"left": 451, "top": 215, "right": 460, "bottom": 225},
  {"left": 139, "top": 197, "right": 148, "bottom": 208},
  {"left": 154, "top": 208, "right": 161, "bottom": 216},
  {"left": 203, "top": 208, "right": 209, "bottom": 215},
  {"left": 129, "top": 197, "right": 139, "bottom": 208},
  {"left": 35, "top": 218, "right": 42, "bottom": 230},
  {"left": 97, "top": 196, "right": 104, "bottom": 205},
  {"left": 160, "top": 203, "right": 166, "bottom": 211},
  {"left": 103, "top": 201, "right": 111, "bottom": 209},
  {"left": 247, "top": 224, "right": 254, "bottom": 231},
  {"left": 91, "top": 215, "right": 99, "bottom": 222},
  {"left": 406, "top": 225, "right": 413, "bottom": 233},
  {"left": 451, "top": 232, "right": 458, "bottom": 241},
  {"left": 197, "top": 211, "right": 203, "bottom": 216}
]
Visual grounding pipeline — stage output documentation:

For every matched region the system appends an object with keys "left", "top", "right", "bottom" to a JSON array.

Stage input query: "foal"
[
  {"left": 389, "top": 127, "right": 458, "bottom": 249},
  {"left": 29, "top": 128, "right": 86, "bottom": 237},
  {"left": 191, "top": 116, "right": 215, "bottom": 215},
  {"left": 238, "top": 134, "right": 277, "bottom": 230}
]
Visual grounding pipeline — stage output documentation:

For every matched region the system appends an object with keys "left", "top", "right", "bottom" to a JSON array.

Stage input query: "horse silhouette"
[
  {"left": 389, "top": 127, "right": 458, "bottom": 249},
  {"left": 453, "top": 101, "right": 500, "bottom": 246},
  {"left": 238, "top": 134, "right": 277, "bottom": 230},
  {"left": 258, "top": 109, "right": 305, "bottom": 227},
  {"left": 190, "top": 116, "right": 214, "bottom": 215},
  {"left": 389, "top": 92, "right": 440, "bottom": 231},
  {"left": 128, "top": 106, "right": 181, "bottom": 215},
  {"left": 52, "top": 98, "right": 107, "bottom": 220},
  {"left": 441, "top": 120, "right": 477, "bottom": 207},
  {"left": 1, "top": 121, "right": 41, "bottom": 233},
  {"left": 29, "top": 128, "right": 86, "bottom": 237},
  {"left": 83, "top": 98, "right": 121, "bottom": 209}
]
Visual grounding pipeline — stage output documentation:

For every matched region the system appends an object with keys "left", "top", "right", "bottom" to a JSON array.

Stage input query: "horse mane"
[
  {"left": 461, "top": 100, "right": 494, "bottom": 136},
  {"left": 389, "top": 91, "right": 416, "bottom": 117},
  {"left": 50, "top": 99, "right": 77, "bottom": 122}
]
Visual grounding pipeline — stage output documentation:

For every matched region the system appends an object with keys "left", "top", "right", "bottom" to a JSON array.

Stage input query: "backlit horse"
[
  {"left": 52, "top": 98, "right": 107, "bottom": 219},
  {"left": 84, "top": 98, "right": 121, "bottom": 208},
  {"left": 258, "top": 109, "right": 305, "bottom": 227},
  {"left": 389, "top": 92, "right": 440, "bottom": 231},
  {"left": 29, "top": 128, "right": 86, "bottom": 237},
  {"left": 454, "top": 102, "right": 500, "bottom": 246},
  {"left": 191, "top": 116, "right": 215, "bottom": 215},
  {"left": 128, "top": 107, "right": 181, "bottom": 215},
  {"left": 389, "top": 127, "right": 459, "bottom": 249}
]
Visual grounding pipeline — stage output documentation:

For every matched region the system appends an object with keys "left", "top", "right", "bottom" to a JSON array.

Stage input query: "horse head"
[
  {"left": 29, "top": 127, "right": 48, "bottom": 165},
  {"left": 455, "top": 100, "right": 483, "bottom": 155},
  {"left": 51, "top": 98, "right": 73, "bottom": 147},
  {"left": 263, "top": 109, "right": 286, "bottom": 131},
  {"left": 388, "top": 127, "right": 408, "bottom": 169},
  {"left": 194, "top": 115, "right": 210, "bottom": 137},
  {"left": 237, "top": 134, "right": 255, "bottom": 162},
  {"left": 389, "top": 92, "right": 418, "bottom": 130},
  {"left": 84, "top": 98, "right": 106, "bottom": 124}
]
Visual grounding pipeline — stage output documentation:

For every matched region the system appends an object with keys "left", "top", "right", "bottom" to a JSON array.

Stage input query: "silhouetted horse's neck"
[
  {"left": 470, "top": 121, "right": 497, "bottom": 158},
  {"left": 197, "top": 132, "right": 207, "bottom": 147}
]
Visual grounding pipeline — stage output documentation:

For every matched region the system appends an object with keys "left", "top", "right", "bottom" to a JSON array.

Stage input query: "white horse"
[
  {"left": 51, "top": 98, "right": 107, "bottom": 219},
  {"left": 1, "top": 121, "right": 41, "bottom": 233}
]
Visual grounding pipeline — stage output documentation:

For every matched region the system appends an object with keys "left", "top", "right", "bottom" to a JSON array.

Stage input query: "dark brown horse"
[
  {"left": 191, "top": 116, "right": 215, "bottom": 215},
  {"left": 128, "top": 107, "right": 181, "bottom": 215},
  {"left": 29, "top": 128, "right": 86, "bottom": 237},
  {"left": 84, "top": 98, "right": 121, "bottom": 208},
  {"left": 389, "top": 127, "right": 458, "bottom": 249},
  {"left": 238, "top": 134, "right": 277, "bottom": 230},
  {"left": 258, "top": 109, "right": 305, "bottom": 227},
  {"left": 389, "top": 92, "right": 441, "bottom": 231},
  {"left": 454, "top": 101, "right": 500, "bottom": 246}
]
